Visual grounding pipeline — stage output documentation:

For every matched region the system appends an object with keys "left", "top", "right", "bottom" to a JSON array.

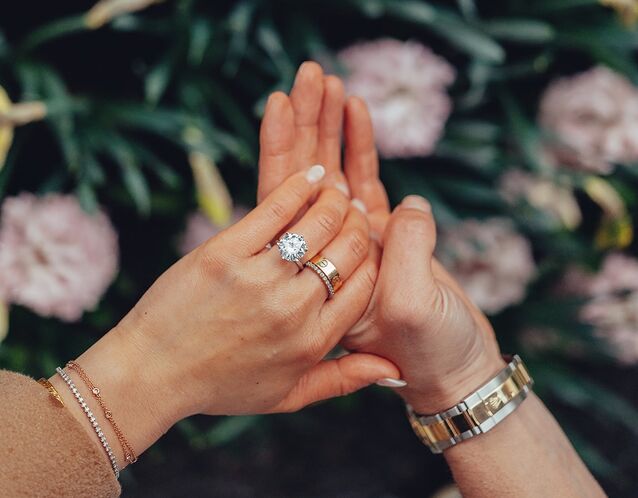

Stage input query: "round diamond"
[{"left": 276, "top": 233, "right": 307, "bottom": 262}]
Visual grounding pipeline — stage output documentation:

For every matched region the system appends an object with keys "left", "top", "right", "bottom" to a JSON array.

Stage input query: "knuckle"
[
  {"left": 198, "top": 244, "right": 230, "bottom": 278},
  {"left": 347, "top": 228, "right": 369, "bottom": 259},
  {"left": 315, "top": 205, "right": 342, "bottom": 237},
  {"left": 268, "top": 199, "right": 290, "bottom": 222}
]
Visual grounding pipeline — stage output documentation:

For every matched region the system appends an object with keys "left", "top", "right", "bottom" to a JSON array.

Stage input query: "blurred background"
[{"left": 1, "top": 1, "right": 638, "bottom": 496}]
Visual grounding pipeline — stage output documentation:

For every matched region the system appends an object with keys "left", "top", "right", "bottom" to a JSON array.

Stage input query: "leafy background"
[{"left": 1, "top": 1, "right": 638, "bottom": 496}]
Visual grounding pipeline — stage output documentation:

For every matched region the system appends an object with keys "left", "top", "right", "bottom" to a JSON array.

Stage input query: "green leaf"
[
  {"left": 381, "top": 1, "right": 505, "bottom": 63},
  {"left": 482, "top": 19, "right": 555, "bottom": 43},
  {"left": 119, "top": 159, "right": 151, "bottom": 216},
  {"left": 76, "top": 181, "right": 99, "bottom": 214},
  {"left": 145, "top": 57, "right": 173, "bottom": 105},
  {"left": 223, "top": 0, "right": 255, "bottom": 76}
]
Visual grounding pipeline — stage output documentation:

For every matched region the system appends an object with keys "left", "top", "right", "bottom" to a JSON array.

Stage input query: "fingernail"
[
  {"left": 376, "top": 378, "right": 408, "bottom": 388},
  {"left": 335, "top": 182, "right": 350, "bottom": 198},
  {"left": 306, "top": 164, "right": 326, "bottom": 184},
  {"left": 352, "top": 198, "right": 367, "bottom": 213},
  {"left": 402, "top": 195, "right": 431, "bottom": 213}
]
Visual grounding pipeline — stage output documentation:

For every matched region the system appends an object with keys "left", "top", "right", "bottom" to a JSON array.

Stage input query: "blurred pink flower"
[
  {"left": 338, "top": 38, "right": 454, "bottom": 159},
  {"left": 562, "top": 253, "right": 638, "bottom": 364},
  {"left": 437, "top": 218, "right": 536, "bottom": 314},
  {"left": 0, "top": 193, "right": 118, "bottom": 322},
  {"left": 179, "top": 207, "right": 249, "bottom": 255},
  {"left": 498, "top": 169, "right": 581, "bottom": 229},
  {"left": 539, "top": 66, "right": 638, "bottom": 174}
]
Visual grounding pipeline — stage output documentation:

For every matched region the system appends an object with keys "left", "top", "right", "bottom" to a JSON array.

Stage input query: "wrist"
[
  {"left": 403, "top": 346, "right": 506, "bottom": 415},
  {"left": 50, "top": 323, "right": 184, "bottom": 467}
]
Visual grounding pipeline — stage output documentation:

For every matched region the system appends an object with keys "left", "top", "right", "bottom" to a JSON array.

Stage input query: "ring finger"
[{"left": 298, "top": 200, "right": 370, "bottom": 303}]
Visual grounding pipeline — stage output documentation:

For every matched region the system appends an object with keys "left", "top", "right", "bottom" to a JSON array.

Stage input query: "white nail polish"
[
  {"left": 306, "top": 164, "right": 326, "bottom": 184},
  {"left": 352, "top": 198, "right": 367, "bottom": 213},
  {"left": 335, "top": 182, "right": 350, "bottom": 198},
  {"left": 376, "top": 378, "right": 407, "bottom": 388}
]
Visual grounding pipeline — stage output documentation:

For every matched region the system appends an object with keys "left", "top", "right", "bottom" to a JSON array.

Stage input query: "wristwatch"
[{"left": 407, "top": 354, "right": 534, "bottom": 454}]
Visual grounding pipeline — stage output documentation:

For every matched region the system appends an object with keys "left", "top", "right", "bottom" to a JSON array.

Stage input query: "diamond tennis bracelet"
[{"left": 56, "top": 367, "right": 120, "bottom": 478}]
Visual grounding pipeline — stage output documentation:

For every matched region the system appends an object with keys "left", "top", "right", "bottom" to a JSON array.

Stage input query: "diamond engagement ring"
[{"left": 277, "top": 232, "right": 308, "bottom": 269}]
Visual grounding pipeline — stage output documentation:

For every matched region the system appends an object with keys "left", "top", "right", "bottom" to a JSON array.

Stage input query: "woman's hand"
[
  {"left": 52, "top": 165, "right": 399, "bottom": 468},
  {"left": 257, "top": 64, "right": 504, "bottom": 414}
]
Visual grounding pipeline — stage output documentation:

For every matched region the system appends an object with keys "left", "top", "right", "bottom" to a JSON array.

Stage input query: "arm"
[
  {"left": 341, "top": 103, "right": 607, "bottom": 498},
  {"left": 2, "top": 167, "right": 400, "bottom": 495}
]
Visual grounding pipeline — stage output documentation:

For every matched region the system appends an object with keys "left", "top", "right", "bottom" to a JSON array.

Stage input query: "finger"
[
  {"left": 344, "top": 96, "right": 391, "bottom": 235},
  {"left": 273, "top": 353, "right": 400, "bottom": 413},
  {"left": 258, "top": 92, "right": 296, "bottom": 203},
  {"left": 319, "top": 257, "right": 379, "bottom": 345},
  {"left": 298, "top": 199, "right": 370, "bottom": 302},
  {"left": 316, "top": 75, "right": 345, "bottom": 177},
  {"left": 379, "top": 195, "right": 436, "bottom": 291},
  {"left": 290, "top": 61, "right": 324, "bottom": 168},
  {"left": 262, "top": 186, "right": 350, "bottom": 274},
  {"left": 226, "top": 165, "right": 326, "bottom": 254}
]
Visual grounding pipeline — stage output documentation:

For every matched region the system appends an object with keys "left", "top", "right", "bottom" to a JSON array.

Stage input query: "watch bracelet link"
[{"left": 407, "top": 355, "right": 534, "bottom": 454}]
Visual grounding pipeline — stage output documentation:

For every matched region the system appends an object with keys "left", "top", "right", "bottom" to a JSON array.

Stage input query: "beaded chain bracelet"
[
  {"left": 66, "top": 361, "right": 138, "bottom": 465},
  {"left": 56, "top": 367, "right": 120, "bottom": 479}
]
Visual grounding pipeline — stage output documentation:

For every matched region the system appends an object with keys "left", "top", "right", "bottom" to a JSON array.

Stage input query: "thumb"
[
  {"left": 273, "top": 353, "right": 401, "bottom": 413},
  {"left": 379, "top": 195, "right": 437, "bottom": 289}
]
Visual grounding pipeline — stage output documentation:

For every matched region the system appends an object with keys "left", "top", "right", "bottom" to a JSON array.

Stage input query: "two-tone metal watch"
[{"left": 407, "top": 354, "right": 534, "bottom": 454}]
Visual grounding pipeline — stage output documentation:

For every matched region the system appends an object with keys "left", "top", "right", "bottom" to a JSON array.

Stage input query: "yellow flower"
[
  {"left": 189, "top": 151, "right": 233, "bottom": 227},
  {"left": 600, "top": 0, "right": 638, "bottom": 26},
  {"left": 0, "top": 86, "right": 13, "bottom": 170},
  {"left": 584, "top": 176, "right": 634, "bottom": 249},
  {"left": 85, "top": 0, "right": 164, "bottom": 29},
  {"left": 0, "top": 301, "right": 8, "bottom": 344}
]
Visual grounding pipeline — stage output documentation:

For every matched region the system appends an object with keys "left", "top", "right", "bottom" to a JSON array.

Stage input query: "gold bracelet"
[
  {"left": 407, "top": 354, "right": 534, "bottom": 453},
  {"left": 66, "top": 361, "right": 138, "bottom": 465},
  {"left": 37, "top": 378, "right": 65, "bottom": 407}
]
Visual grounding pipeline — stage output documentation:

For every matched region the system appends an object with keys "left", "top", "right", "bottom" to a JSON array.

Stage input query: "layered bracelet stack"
[{"left": 55, "top": 361, "right": 138, "bottom": 479}]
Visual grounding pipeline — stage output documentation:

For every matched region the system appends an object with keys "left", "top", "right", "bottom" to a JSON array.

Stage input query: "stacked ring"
[{"left": 304, "top": 255, "right": 342, "bottom": 299}]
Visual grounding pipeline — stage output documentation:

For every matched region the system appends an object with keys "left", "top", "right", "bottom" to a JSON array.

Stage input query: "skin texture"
[
  {"left": 257, "top": 62, "right": 606, "bottom": 498},
  {"left": 50, "top": 166, "right": 400, "bottom": 470}
]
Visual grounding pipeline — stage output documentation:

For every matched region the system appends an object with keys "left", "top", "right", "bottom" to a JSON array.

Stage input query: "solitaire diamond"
[{"left": 277, "top": 232, "right": 308, "bottom": 262}]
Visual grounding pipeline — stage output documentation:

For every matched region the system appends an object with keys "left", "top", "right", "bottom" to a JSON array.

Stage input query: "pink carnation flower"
[
  {"left": 438, "top": 218, "right": 536, "bottom": 314},
  {"left": 539, "top": 66, "right": 638, "bottom": 174},
  {"left": 179, "top": 207, "right": 249, "bottom": 256},
  {"left": 0, "top": 193, "right": 118, "bottom": 322},
  {"left": 562, "top": 253, "right": 638, "bottom": 365},
  {"left": 338, "top": 38, "right": 455, "bottom": 159}
]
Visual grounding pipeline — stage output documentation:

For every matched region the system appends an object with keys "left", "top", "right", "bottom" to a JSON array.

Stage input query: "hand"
[
  {"left": 258, "top": 63, "right": 504, "bottom": 415},
  {"left": 53, "top": 166, "right": 399, "bottom": 466}
]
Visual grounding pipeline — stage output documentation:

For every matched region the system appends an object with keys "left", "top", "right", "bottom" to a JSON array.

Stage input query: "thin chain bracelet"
[
  {"left": 56, "top": 367, "right": 120, "bottom": 479},
  {"left": 66, "top": 361, "right": 138, "bottom": 465}
]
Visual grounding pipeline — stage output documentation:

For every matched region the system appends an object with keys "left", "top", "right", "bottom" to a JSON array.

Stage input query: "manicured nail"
[
  {"left": 376, "top": 378, "right": 408, "bottom": 388},
  {"left": 402, "top": 195, "right": 431, "bottom": 213},
  {"left": 306, "top": 164, "right": 326, "bottom": 184},
  {"left": 352, "top": 198, "right": 367, "bottom": 213},
  {"left": 335, "top": 182, "right": 350, "bottom": 198}
]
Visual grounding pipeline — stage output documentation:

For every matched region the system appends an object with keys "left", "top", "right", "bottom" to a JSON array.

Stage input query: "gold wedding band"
[{"left": 304, "top": 255, "right": 342, "bottom": 299}]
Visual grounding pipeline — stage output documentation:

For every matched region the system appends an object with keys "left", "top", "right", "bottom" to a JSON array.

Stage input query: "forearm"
[{"left": 442, "top": 393, "right": 606, "bottom": 498}]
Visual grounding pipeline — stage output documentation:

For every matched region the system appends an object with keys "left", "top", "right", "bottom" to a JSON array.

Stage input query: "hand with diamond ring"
[{"left": 48, "top": 163, "right": 400, "bottom": 471}]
